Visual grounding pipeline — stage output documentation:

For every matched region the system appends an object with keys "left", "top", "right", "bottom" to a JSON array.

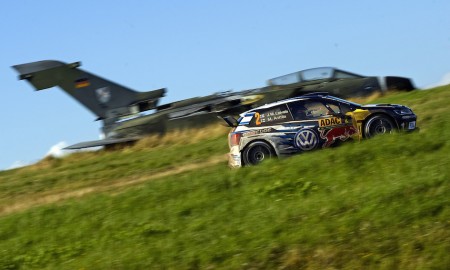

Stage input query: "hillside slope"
[{"left": 0, "top": 87, "right": 449, "bottom": 269}]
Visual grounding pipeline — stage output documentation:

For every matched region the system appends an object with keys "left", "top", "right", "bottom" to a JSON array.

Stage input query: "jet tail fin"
[{"left": 12, "top": 60, "right": 166, "bottom": 120}]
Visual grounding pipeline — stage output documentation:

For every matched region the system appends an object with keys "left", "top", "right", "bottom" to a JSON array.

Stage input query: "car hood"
[{"left": 360, "top": 103, "right": 408, "bottom": 110}]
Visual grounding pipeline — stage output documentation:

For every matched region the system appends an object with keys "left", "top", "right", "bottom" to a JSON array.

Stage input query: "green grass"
[{"left": 0, "top": 87, "right": 449, "bottom": 269}]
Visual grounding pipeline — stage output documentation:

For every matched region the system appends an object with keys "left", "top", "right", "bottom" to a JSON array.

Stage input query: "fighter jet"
[
  {"left": 12, "top": 60, "right": 264, "bottom": 149},
  {"left": 12, "top": 60, "right": 414, "bottom": 149}
]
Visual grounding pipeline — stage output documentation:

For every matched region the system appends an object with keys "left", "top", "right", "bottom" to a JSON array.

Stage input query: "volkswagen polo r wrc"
[{"left": 223, "top": 93, "right": 417, "bottom": 167}]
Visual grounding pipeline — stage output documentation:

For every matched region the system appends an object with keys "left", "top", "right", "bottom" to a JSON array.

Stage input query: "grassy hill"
[{"left": 0, "top": 87, "right": 448, "bottom": 269}]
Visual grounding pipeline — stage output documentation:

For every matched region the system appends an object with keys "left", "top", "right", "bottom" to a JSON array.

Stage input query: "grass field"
[{"left": 0, "top": 87, "right": 448, "bottom": 269}]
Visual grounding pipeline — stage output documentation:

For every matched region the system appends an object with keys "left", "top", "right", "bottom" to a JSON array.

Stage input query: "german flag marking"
[{"left": 75, "top": 78, "right": 90, "bottom": 88}]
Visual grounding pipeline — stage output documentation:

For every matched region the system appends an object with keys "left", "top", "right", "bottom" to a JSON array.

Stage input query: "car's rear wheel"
[
  {"left": 364, "top": 115, "right": 395, "bottom": 138},
  {"left": 242, "top": 141, "right": 274, "bottom": 166}
]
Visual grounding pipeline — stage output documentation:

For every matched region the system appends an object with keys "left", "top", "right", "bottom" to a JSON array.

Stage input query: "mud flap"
[{"left": 346, "top": 109, "right": 371, "bottom": 140}]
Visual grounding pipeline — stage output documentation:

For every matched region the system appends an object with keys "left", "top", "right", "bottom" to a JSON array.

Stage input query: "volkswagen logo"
[{"left": 294, "top": 129, "right": 318, "bottom": 151}]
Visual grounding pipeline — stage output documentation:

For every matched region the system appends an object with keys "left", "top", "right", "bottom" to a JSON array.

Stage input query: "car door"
[
  {"left": 237, "top": 104, "right": 293, "bottom": 153},
  {"left": 287, "top": 100, "right": 357, "bottom": 149}
]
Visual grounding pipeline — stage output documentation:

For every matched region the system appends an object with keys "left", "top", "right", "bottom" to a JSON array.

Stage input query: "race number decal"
[{"left": 255, "top": 112, "right": 262, "bottom": 125}]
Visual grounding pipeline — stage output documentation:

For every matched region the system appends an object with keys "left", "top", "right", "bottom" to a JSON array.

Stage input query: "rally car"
[{"left": 223, "top": 93, "right": 417, "bottom": 167}]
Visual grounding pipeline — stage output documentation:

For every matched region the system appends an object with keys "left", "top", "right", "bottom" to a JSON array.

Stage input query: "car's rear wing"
[{"left": 220, "top": 116, "right": 239, "bottom": 127}]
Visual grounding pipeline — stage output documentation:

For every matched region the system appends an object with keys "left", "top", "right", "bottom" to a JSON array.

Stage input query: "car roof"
[
  {"left": 240, "top": 92, "right": 362, "bottom": 117},
  {"left": 247, "top": 93, "right": 330, "bottom": 111}
]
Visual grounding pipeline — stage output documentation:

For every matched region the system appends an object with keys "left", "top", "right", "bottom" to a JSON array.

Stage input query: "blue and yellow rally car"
[{"left": 223, "top": 93, "right": 417, "bottom": 167}]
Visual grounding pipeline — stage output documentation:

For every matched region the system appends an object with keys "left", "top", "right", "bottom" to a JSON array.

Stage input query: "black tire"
[
  {"left": 242, "top": 141, "right": 275, "bottom": 166},
  {"left": 364, "top": 115, "right": 395, "bottom": 138}
]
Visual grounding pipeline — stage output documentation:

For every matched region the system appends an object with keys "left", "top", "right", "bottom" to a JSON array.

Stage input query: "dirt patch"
[{"left": 0, "top": 155, "right": 227, "bottom": 216}]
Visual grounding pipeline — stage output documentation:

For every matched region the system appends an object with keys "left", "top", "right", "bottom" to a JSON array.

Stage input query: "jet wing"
[
  {"left": 64, "top": 137, "right": 140, "bottom": 150},
  {"left": 166, "top": 94, "right": 266, "bottom": 119},
  {"left": 167, "top": 107, "right": 207, "bottom": 119}
]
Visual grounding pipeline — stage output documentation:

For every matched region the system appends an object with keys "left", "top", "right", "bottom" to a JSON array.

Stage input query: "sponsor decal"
[
  {"left": 320, "top": 125, "right": 357, "bottom": 148},
  {"left": 278, "top": 125, "right": 299, "bottom": 131},
  {"left": 294, "top": 129, "right": 318, "bottom": 151},
  {"left": 75, "top": 78, "right": 90, "bottom": 88},
  {"left": 96, "top": 87, "right": 112, "bottom": 104},
  {"left": 243, "top": 127, "right": 275, "bottom": 137},
  {"left": 318, "top": 117, "right": 342, "bottom": 127},
  {"left": 231, "top": 154, "right": 241, "bottom": 162}
]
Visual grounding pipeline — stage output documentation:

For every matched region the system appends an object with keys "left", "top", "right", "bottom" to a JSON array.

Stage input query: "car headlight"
[{"left": 394, "top": 108, "right": 413, "bottom": 115}]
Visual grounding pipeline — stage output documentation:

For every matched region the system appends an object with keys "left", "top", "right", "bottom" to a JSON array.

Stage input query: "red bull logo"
[{"left": 320, "top": 125, "right": 357, "bottom": 148}]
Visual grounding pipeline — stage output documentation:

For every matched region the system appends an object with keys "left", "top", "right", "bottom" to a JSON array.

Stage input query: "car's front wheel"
[
  {"left": 364, "top": 115, "right": 395, "bottom": 138},
  {"left": 242, "top": 141, "right": 275, "bottom": 166}
]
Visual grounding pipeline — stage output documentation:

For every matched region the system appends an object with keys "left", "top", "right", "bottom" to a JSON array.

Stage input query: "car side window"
[
  {"left": 322, "top": 101, "right": 351, "bottom": 115},
  {"left": 308, "top": 102, "right": 330, "bottom": 117},
  {"left": 339, "top": 103, "right": 352, "bottom": 114},
  {"left": 327, "top": 103, "right": 341, "bottom": 114},
  {"left": 288, "top": 101, "right": 330, "bottom": 120},
  {"left": 288, "top": 102, "right": 308, "bottom": 121},
  {"left": 249, "top": 104, "right": 292, "bottom": 127}
]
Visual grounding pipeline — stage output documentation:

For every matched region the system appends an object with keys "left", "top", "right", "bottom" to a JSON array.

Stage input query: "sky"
[{"left": 1, "top": 0, "right": 449, "bottom": 170}]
